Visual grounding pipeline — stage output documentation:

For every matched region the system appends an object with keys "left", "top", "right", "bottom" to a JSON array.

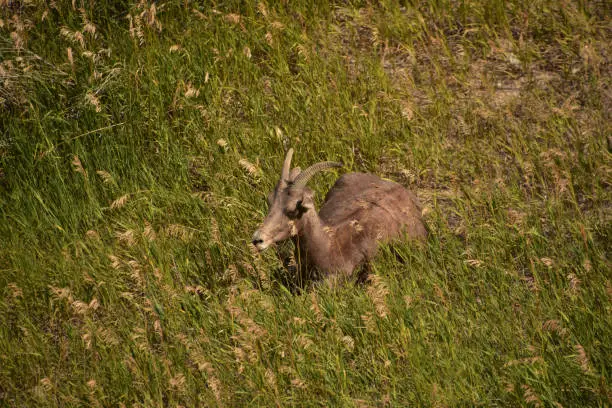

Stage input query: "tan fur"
[{"left": 252, "top": 152, "right": 427, "bottom": 279}]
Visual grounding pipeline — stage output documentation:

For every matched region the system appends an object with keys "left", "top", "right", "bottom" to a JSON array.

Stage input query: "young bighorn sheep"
[{"left": 252, "top": 149, "right": 427, "bottom": 281}]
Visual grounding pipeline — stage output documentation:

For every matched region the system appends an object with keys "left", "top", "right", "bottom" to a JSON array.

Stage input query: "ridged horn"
[
  {"left": 291, "top": 161, "right": 343, "bottom": 189},
  {"left": 281, "top": 148, "right": 294, "bottom": 182}
]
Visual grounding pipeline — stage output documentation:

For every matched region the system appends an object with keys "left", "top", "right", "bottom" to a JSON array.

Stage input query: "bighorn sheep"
[{"left": 252, "top": 149, "right": 427, "bottom": 281}]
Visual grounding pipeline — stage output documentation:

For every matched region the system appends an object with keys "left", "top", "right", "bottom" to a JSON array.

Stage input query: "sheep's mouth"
[
  {"left": 251, "top": 232, "right": 271, "bottom": 251},
  {"left": 253, "top": 241, "right": 270, "bottom": 251}
]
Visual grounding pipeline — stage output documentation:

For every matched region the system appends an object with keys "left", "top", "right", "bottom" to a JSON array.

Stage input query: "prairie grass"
[{"left": 0, "top": 1, "right": 610, "bottom": 406}]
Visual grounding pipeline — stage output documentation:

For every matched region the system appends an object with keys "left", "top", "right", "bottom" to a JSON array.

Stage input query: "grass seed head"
[
  {"left": 95, "top": 170, "right": 112, "bottom": 183},
  {"left": 116, "top": 229, "right": 136, "bottom": 246},
  {"left": 566, "top": 273, "right": 581, "bottom": 293},
  {"left": 224, "top": 13, "right": 241, "bottom": 24},
  {"left": 72, "top": 155, "right": 87, "bottom": 177},
  {"left": 310, "top": 292, "right": 323, "bottom": 322},
  {"left": 110, "top": 194, "right": 129, "bottom": 209},
  {"left": 271, "top": 21, "right": 285, "bottom": 30},
  {"left": 207, "top": 375, "right": 223, "bottom": 402},
  {"left": 49, "top": 286, "right": 73, "bottom": 303},
  {"left": 183, "top": 81, "right": 199, "bottom": 98},
  {"left": 107, "top": 255, "right": 122, "bottom": 270},
  {"left": 574, "top": 344, "right": 592, "bottom": 374},
  {"left": 40, "top": 377, "right": 53, "bottom": 392},
  {"left": 290, "top": 378, "right": 306, "bottom": 389},
  {"left": 521, "top": 384, "right": 542, "bottom": 407},
  {"left": 265, "top": 32, "right": 274, "bottom": 46},
  {"left": 366, "top": 275, "right": 390, "bottom": 318},
  {"left": 166, "top": 224, "right": 193, "bottom": 242},
  {"left": 143, "top": 221, "right": 156, "bottom": 241},
  {"left": 168, "top": 373, "right": 186, "bottom": 391},
  {"left": 85, "top": 91, "right": 102, "bottom": 112},
  {"left": 71, "top": 300, "right": 90, "bottom": 315},
  {"left": 7, "top": 283, "right": 22, "bottom": 299},
  {"left": 243, "top": 46, "right": 251, "bottom": 59},
  {"left": 239, "top": 158, "right": 261, "bottom": 178},
  {"left": 341, "top": 335, "right": 355, "bottom": 352},
  {"left": 257, "top": 2, "right": 268, "bottom": 18}
]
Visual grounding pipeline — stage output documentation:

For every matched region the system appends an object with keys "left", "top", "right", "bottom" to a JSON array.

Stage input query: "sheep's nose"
[{"left": 251, "top": 231, "right": 264, "bottom": 246}]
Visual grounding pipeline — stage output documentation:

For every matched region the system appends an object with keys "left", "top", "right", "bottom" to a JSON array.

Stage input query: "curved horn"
[
  {"left": 292, "top": 161, "right": 343, "bottom": 189},
  {"left": 281, "top": 148, "right": 294, "bottom": 181}
]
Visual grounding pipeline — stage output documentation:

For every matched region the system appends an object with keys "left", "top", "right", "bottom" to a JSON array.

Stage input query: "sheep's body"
[
  {"left": 293, "top": 173, "right": 426, "bottom": 277},
  {"left": 252, "top": 149, "right": 427, "bottom": 281}
]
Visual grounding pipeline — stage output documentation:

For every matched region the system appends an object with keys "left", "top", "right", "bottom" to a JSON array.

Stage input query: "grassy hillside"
[{"left": 0, "top": 1, "right": 610, "bottom": 406}]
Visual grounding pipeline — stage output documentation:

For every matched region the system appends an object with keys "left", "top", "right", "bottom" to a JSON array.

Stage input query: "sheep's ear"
[
  {"left": 289, "top": 167, "right": 301, "bottom": 181},
  {"left": 300, "top": 189, "right": 315, "bottom": 209}
]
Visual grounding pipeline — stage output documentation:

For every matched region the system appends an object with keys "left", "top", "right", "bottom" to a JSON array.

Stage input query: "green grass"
[{"left": 0, "top": 1, "right": 610, "bottom": 406}]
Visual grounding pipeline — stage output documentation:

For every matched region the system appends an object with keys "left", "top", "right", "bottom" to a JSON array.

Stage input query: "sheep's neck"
[{"left": 293, "top": 210, "right": 334, "bottom": 271}]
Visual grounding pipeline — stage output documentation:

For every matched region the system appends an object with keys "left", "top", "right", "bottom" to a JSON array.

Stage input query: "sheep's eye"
[{"left": 285, "top": 200, "right": 307, "bottom": 219}]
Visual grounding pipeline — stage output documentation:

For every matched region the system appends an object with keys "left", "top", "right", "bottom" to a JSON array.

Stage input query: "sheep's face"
[
  {"left": 251, "top": 148, "right": 340, "bottom": 252},
  {"left": 251, "top": 183, "right": 312, "bottom": 251}
]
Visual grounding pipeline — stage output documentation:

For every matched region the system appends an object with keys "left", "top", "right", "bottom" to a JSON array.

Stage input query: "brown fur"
[{"left": 252, "top": 154, "right": 427, "bottom": 280}]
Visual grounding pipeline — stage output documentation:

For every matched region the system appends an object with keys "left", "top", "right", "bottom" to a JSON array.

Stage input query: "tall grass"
[{"left": 1, "top": 1, "right": 610, "bottom": 406}]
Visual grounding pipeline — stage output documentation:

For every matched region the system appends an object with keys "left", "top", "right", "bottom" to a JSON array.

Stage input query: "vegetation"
[{"left": 0, "top": 1, "right": 610, "bottom": 406}]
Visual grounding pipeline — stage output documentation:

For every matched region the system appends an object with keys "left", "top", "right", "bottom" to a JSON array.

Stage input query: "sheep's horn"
[
  {"left": 281, "top": 148, "right": 294, "bottom": 182},
  {"left": 292, "top": 161, "right": 343, "bottom": 188}
]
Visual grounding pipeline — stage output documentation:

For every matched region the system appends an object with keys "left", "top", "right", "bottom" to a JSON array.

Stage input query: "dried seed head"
[
  {"left": 40, "top": 377, "right": 53, "bottom": 392},
  {"left": 108, "top": 255, "right": 122, "bottom": 270},
  {"left": 143, "top": 221, "right": 156, "bottom": 241},
  {"left": 224, "top": 13, "right": 241, "bottom": 24},
  {"left": 7, "top": 283, "right": 22, "bottom": 299},
  {"left": 168, "top": 373, "right": 186, "bottom": 390},
  {"left": 184, "top": 81, "right": 200, "bottom": 98},
  {"left": 116, "top": 229, "right": 136, "bottom": 246},
  {"left": 290, "top": 378, "right": 307, "bottom": 389},
  {"left": 257, "top": 2, "right": 268, "bottom": 18},
  {"left": 239, "top": 158, "right": 260, "bottom": 178},
  {"left": 96, "top": 170, "right": 112, "bottom": 183},
  {"left": 540, "top": 257, "right": 554, "bottom": 267},
  {"left": 366, "top": 275, "right": 389, "bottom": 318},
  {"left": 271, "top": 21, "right": 285, "bottom": 30},
  {"left": 166, "top": 224, "right": 193, "bottom": 242},
  {"left": 72, "top": 155, "right": 87, "bottom": 177},
  {"left": 574, "top": 344, "right": 592, "bottom": 374},
  {"left": 567, "top": 273, "right": 581, "bottom": 293},
  {"left": 110, "top": 194, "right": 129, "bottom": 209},
  {"left": 310, "top": 292, "right": 323, "bottom": 322},
  {"left": 49, "top": 286, "right": 73, "bottom": 302},
  {"left": 72, "top": 300, "right": 90, "bottom": 315},
  {"left": 521, "top": 384, "right": 542, "bottom": 407},
  {"left": 265, "top": 32, "right": 273, "bottom": 46},
  {"left": 341, "top": 335, "right": 355, "bottom": 352}
]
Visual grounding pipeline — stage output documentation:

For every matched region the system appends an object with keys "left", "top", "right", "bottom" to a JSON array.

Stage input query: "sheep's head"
[{"left": 251, "top": 149, "right": 342, "bottom": 251}]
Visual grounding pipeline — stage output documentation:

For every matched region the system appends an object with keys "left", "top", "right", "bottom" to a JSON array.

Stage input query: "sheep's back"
[
  {"left": 319, "top": 173, "right": 426, "bottom": 240},
  {"left": 306, "top": 173, "right": 426, "bottom": 275}
]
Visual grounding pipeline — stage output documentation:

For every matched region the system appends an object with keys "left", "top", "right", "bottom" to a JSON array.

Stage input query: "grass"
[{"left": 0, "top": 0, "right": 610, "bottom": 406}]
